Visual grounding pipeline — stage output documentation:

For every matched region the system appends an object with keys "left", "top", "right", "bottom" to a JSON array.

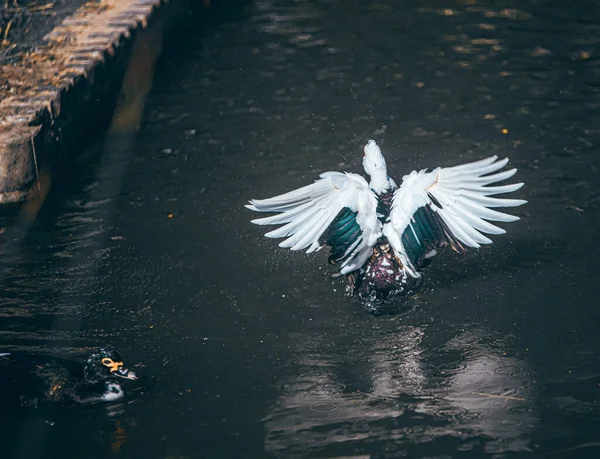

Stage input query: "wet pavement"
[{"left": 1, "top": 0, "right": 600, "bottom": 457}]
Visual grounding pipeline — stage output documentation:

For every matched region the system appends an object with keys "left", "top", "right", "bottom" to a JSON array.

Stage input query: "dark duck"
[
  {"left": 0, "top": 347, "right": 138, "bottom": 407},
  {"left": 246, "top": 140, "right": 526, "bottom": 302}
]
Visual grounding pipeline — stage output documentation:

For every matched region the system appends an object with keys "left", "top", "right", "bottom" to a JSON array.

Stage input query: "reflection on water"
[
  {"left": 442, "top": 330, "right": 536, "bottom": 454},
  {"left": 264, "top": 325, "right": 536, "bottom": 457}
]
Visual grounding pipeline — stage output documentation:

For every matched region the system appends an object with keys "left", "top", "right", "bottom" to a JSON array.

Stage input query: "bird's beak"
[
  {"left": 102, "top": 357, "right": 139, "bottom": 380},
  {"left": 116, "top": 366, "right": 138, "bottom": 380}
]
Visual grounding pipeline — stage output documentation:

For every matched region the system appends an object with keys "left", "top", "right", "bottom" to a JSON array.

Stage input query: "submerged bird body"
[
  {"left": 246, "top": 140, "right": 526, "bottom": 302},
  {"left": 0, "top": 347, "right": 138, "bottom": 407},
  {"left": 352, "top": 238, "right": 421, "bottom": 299}
]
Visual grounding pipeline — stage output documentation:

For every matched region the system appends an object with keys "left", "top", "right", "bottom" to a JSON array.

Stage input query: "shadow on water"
[{"left": 1, "top": 0, "right": 600, "bottom": 458}]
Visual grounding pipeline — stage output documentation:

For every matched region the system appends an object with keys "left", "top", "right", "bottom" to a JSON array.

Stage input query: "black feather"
[
  {"left": 400, "top": 203, "right": 466, "bottom": 270},
  {"left": 322, "top": 208, "right": 363, "bottom": 264}
]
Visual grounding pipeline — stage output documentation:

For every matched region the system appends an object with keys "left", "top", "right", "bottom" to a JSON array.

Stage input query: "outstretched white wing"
[
  {"left": 246, "top": 172, "right": 381, "bottom": 274},
  {"left": 383, "top": 156, "right": 527, "bottom": 277}
]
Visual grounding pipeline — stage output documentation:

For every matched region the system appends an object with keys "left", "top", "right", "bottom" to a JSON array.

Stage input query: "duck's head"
[
  {"left": 363, "top": 140, "right": 386, "bottom": 174},
  {"left": 362, "top": 140, "right": 391, "bottom": 194},
  {"left": 84, "top": 347, "right": 138, "bottom": 384}
]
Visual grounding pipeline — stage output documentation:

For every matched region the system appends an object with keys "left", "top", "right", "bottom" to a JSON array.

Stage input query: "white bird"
[{"left": 246, "top": 140, "right": 526, "bottom": 301}]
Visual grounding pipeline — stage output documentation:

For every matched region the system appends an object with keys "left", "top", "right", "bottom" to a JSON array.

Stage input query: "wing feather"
[
  {"left": 246, "top": 172, "right": 381, "bottom": 274},
  {"left": 384, "top": 156, "right": 526, "bottom": 277}
]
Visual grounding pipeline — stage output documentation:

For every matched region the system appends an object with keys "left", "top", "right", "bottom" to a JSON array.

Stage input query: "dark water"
[{"left": 2, "top": 0, "right": 600, "bottom": 457}]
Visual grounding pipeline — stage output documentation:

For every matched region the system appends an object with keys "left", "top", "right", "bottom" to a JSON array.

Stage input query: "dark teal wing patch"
[
  {"left": 401, "top": 198, "right": 464, "bottom": 270},
  {"left": 321, "top": 207, "right": 364, "bottom": 265}
]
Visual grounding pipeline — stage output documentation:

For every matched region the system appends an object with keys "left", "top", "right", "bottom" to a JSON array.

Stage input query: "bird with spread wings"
[{"left": 246, "top": 140, "right": 526, "bottom": 301}]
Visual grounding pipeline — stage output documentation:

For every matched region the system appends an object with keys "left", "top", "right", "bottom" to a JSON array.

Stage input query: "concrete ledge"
[{"left": 0, "top": 0, "right": 177, "bottom": 204}]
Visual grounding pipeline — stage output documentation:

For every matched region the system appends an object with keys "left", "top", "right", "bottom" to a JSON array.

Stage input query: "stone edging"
[{"left": 0, "top": 0, "right": 170, "bottom": 204}]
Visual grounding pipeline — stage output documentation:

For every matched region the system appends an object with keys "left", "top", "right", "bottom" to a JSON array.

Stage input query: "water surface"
[{"left": 1, "top": 0, "right": 600, "bottom": 457}]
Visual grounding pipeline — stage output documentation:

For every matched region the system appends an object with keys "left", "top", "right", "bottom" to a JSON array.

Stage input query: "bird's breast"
[{"left": 352, "top": 240, "right": 407, "bottom": 298}]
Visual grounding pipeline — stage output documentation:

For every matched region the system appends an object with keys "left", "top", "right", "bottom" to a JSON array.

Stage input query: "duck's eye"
[{"left": 101, "top": 358, "right": 123, "bottom": 373}]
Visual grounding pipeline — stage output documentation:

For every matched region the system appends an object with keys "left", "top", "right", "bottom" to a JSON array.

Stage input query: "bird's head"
[
  {"left": 362, "top": 140, "right": 386, "bottom": 175},
  {"left": 84, "top": 347, "right": 138, "bottom": 384},
  {"left": 362, "top": 140, "right": 390, "bottom": 193}
]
